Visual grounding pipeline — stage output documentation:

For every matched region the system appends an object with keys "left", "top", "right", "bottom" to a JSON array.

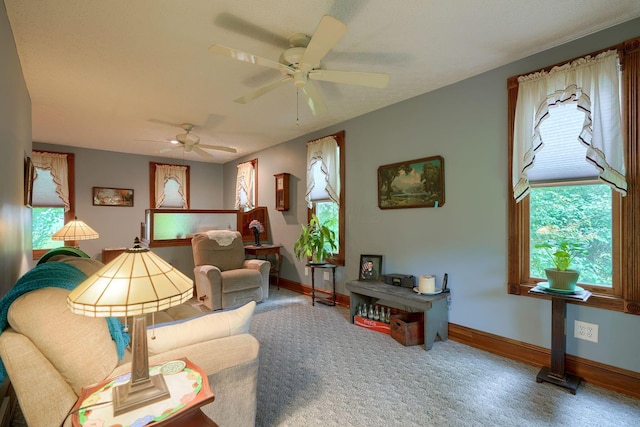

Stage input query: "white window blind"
[{"left": 528, "top": 103, "right": 599, "bottom": 182}]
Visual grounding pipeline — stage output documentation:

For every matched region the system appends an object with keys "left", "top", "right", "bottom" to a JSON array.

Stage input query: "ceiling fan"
[
  {"left": 209, "top": 15, "right": 390, "bottom": 116},
  {"left": 147, "top": 123, "right": 237, "bottom": 159}
]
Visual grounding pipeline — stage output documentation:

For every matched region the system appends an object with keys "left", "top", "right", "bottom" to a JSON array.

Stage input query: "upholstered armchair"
[{"left": 192, "top": 230, "right": 270, "bottom": 311}]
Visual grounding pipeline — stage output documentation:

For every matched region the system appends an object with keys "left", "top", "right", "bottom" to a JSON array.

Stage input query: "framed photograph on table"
[{"left": 359, "top": 254, "right": 382, "bottom": 281}]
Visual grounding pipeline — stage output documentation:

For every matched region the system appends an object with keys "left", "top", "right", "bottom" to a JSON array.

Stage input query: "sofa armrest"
[
  {"left": 243, "top": 259, "right": 271, "bottom": 298},
  {"left": 193, "top": 265, "right": 223, "bottom": 310},
  {"left": 0, "top": 329, "right": 78, "bottom": 427}
]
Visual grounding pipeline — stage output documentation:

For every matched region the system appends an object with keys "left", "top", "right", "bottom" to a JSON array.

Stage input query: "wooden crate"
[{"left": 390, "top": 312, "right": 424, "bottom": 346}]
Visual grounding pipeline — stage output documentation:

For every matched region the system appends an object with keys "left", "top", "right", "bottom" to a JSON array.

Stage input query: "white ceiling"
[{"left": 6, "top": 0, "right": 640, "bottom": 164}]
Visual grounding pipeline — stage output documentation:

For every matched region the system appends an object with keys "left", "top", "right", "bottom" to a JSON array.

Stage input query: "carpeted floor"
[{"left": 250, "top": 287, "right": 640, "bottom": 427}]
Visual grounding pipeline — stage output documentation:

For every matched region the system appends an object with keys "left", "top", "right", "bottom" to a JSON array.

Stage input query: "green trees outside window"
[{"left": 529, "top": 184, "right": 612, "bottom": 287}]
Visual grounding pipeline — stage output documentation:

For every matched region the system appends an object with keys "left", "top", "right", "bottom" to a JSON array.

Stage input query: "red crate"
[{"left": 354, "top": 315, "right": 390, "bottom": 334}]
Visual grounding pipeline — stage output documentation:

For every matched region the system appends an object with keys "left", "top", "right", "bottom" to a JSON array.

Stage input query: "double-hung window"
[
  {"left": 235, "top": 159, "right": 258, "bottom": 211},
  {"left": 150, "top": 162, "right": 190, "bottom": 209},
  {"left": 508, "top": 36, "right": 640, "bottom": 314},
  {"left": 31, "top": 150, "right": 75, "bottom": 259},
  {"left": 305, "top": 131, "right": 345, "bottom": 266}
]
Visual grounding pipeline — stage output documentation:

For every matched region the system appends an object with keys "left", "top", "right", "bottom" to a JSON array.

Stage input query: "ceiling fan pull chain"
[{"left": 296, "top": 88, "right": 300, "bottom": 126}]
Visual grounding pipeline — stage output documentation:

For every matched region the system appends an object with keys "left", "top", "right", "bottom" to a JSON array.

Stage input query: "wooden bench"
[{"left": 346, "top": 280, "right": 449, "bottom": 350}]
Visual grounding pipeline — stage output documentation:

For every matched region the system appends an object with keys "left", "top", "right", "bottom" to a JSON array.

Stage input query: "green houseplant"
[
  {"left": 535, "top": 235, "right": 588, "bottom": 291},
  {"left": 293, "top": 214, "right": 337, "bottom": 264}
]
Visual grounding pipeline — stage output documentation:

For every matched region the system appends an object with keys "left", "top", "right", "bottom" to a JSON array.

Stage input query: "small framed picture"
[{"left": 359, "top": 254, "right": 382, "bottom": 281}]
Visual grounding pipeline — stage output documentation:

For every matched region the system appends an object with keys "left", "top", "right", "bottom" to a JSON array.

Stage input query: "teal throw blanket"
[{"left": 0, "top": 262, "right": 130, "bottom": 383}]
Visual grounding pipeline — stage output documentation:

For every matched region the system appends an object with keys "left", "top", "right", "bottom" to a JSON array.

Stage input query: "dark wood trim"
[{"left": 448, "top": 323, "right": 640, "bottom": 400}]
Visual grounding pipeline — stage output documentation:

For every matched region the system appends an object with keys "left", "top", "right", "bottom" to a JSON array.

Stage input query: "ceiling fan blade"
[
  {"left": 309, "top": 69, "right": 390, "bottom": 88},
  {"left": 209, "top": 44, "right": 294, "bottom": 74},
  {"left": 192, "top": 146, "right": 213, "bottom": 158},
  {"left": 234, "top": 76, "right": 292, "bottom": 104},
  {"left": 299, "top": 15, "right": 347, "bottom": 72},
  {"left": 199, "top": 144, "right": 237, "bottom": 154},
  {"left": 214, "top": 12, "right": 289, "bottom": 48},
  {"left": 302, "top": 81, "right": 328, "bottom": 116}
]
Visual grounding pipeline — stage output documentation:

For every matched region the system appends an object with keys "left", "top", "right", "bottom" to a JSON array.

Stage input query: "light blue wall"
[
  {"left": 32, "top": 143, "right": 224, "bottom": 268},
  {"left": 223, "top": 18, "right": 640, "bottom": 372},
  {"left": 0, "top": 2, "right": 32, "bottom": 295}
]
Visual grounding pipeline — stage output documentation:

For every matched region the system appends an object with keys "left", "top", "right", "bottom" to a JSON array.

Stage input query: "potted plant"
[
  {"left": 535, "top": 234, "right": 588, "bottom": 291},
  {"left": 293, "top": 214, "right": 337, "bottom": 264}
]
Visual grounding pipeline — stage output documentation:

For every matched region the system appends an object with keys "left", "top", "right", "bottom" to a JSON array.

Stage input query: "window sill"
[{"left": 508, "top": 283, "right": 639, "bottom": 314}]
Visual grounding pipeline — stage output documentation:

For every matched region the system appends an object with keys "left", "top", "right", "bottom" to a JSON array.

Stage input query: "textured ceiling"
[{"left": 6, "top": 0, "right": 640, "bottom": 163}]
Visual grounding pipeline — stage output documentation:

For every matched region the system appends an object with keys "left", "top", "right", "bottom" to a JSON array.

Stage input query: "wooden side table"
[
  {"left": 308, "top": 263, "right": 337, "bottom": 306},
  {"left": 244, "top": 244, "right": 283, "bottom": 289},
  {"left": 529, "top": 285, "right": 592, "bottom": 394},
  {"left": 71, "top": 358, "right": 217, "bottom": 426}
]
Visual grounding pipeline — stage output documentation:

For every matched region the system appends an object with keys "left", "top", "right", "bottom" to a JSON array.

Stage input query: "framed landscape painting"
[
  {"left": 377, "top": 155, "right": 445, "bottom": 209},
  {"left": 92, "top": 187, "right": 134, "bottom": 207}
]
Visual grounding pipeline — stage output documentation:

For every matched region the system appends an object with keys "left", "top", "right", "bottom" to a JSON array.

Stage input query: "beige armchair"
[{"left": 192, "top": 230, "right": 270, "bottom": 311}]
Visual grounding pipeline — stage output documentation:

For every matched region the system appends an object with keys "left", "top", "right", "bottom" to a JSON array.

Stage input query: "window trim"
[
  {"left": 308, "top": 130, "right": 345, "bottom": 266},
  {"left": 32, "top": 151, "right": 75, "bottom": 259},
  {"left": 507, "top": 36, "right": 640, "bottom": 315}
]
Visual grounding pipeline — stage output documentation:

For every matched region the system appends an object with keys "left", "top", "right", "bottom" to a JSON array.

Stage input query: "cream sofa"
[{"left": 0, "top": 257, "right": 259, "bottom": 427}]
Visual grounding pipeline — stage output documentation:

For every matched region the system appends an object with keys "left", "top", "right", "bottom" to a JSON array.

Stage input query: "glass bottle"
[
  {"left": 374, "top": 305, "right": 380, "bottom": 321},
  {"left": 386, "top": 307, "right": 391, "bottom": 323},
  {"left": 368, "top": 304, "right": 374, "bottom": 319}
]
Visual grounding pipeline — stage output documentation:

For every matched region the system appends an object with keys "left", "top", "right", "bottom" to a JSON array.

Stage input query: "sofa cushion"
[
  {"left": 7, "top": 287, "right": 118, "bottom": 394},
  {"left": 221, "top": 269, "right": 263, "bottom": 293},
  {"left": 147, "top": 301, "right": 256, "bottom": 354}
]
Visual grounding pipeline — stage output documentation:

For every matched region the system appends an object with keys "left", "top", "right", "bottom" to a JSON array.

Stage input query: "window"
[
  {"left": 149, "top": 162, "right": 190, "bottom": 209},
  {"left": 31, "top": 150, "right": 75, "bottom": 258},
  {"left": 305, "top": 131, "right": 345, "bottom": 266},
  {"left": 508, "top": 36, "right": 640, "bottom": 314},
  {"left": 235, "top": 159, "right": 258, "bottom": 211}
]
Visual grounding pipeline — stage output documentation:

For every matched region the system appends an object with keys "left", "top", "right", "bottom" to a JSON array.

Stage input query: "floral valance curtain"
[
  {"left": 512, "top": 49, "right": 626, "bottom": 202},
  {"left": 31, "top": 151, "right": 70, "bottom": 212},
  {"left": 235, "top": 161, "right": 255, "bottom": 210},
  {"left": 155, "top": 164, "right": 188, "bottom": 208},
  {"left": 305, "top": 135, "right": 340, "bottom": 208}
]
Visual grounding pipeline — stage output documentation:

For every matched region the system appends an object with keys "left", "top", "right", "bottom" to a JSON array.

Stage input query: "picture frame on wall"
[
  {"left": 24, "top": 156, "right": 34, "bottom": 207},
  {"left": 377, "top": 155, "right": 445, "bottom": 209},
  {"left": 92, "top": 187, "right": 134, "bottom": 207},
  {"left": 359, "top": 254, "right": 382, "bottom": 281}
]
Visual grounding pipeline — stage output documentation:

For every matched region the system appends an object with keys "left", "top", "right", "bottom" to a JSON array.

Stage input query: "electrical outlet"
[
  {"left": 323, "top": 271, "right": 330, "bottom": 281},
  {"left": 574, "top": 320, "right": 599, "bottom": 343},
  {"left": 305, "top": 267, "right": 309, "bottom": 276}
]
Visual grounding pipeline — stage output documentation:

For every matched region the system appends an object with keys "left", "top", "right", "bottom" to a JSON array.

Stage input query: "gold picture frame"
[{"left": 377, "top": 155, "right": 445, "bottom": 209}]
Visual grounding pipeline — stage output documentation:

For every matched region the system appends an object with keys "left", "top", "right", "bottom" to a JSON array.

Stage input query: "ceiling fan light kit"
[{"left": 209, "top": 15, "right": 390, "bottom": 116}]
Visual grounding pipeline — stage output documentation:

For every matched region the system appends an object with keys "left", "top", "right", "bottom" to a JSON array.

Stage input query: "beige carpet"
[{"left": 250, "top": 288, "right": 640, "bottom": 426}]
